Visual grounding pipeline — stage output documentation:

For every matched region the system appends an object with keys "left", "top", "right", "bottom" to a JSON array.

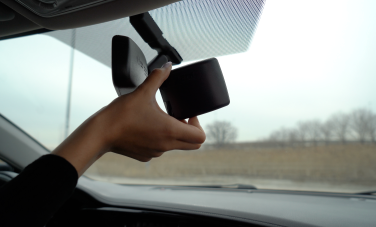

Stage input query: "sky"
[{"left": 1, "top": 0, "right": 376, "bottom": 149}]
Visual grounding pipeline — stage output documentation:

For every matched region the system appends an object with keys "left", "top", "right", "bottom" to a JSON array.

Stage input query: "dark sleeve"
[{"left": 0, "top": 154, "right": 78, "bottom": 227}]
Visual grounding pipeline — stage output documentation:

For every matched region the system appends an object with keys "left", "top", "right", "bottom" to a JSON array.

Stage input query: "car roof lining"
[
  {"left": 0, "top": 0, "right": 178, "bottom": 38},
  {"left": 0, "top": 2, "right": 42, "bottom": 38}
]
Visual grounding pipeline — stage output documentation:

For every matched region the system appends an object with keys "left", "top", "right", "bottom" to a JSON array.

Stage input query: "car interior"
[{"left": 1, "top": 0, "right": 376, "bottom": 226}]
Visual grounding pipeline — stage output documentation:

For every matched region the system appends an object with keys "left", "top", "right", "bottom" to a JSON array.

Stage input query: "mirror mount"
[{"left": 130, "top": 12, "right": 183, "bottom": 73}]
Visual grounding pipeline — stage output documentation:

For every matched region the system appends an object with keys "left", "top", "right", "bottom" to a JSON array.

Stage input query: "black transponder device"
[
  {"left": 112, "top": 35, "right": 230, "bottom": 120},
  {"left": 160, "top": 59, "right": 230, "bottom": 120}
]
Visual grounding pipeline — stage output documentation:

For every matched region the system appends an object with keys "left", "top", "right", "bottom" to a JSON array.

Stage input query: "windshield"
[{"left": 1, "top": 0, "right": 375, "bottom": 193}]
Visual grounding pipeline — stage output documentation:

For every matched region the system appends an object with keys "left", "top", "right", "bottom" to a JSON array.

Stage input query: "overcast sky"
[{"left": 1, "top": 0, "right": 376, "bottom": 149}]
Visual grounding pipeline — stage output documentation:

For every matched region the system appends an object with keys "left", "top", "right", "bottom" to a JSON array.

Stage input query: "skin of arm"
[{"left": 52, "top": 62, "right": 206, "bottom": 176}]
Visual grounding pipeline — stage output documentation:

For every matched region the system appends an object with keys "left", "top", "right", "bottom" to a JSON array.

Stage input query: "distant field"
[{"left": 85, "top": 144, "right": 376, "bottom": 192}]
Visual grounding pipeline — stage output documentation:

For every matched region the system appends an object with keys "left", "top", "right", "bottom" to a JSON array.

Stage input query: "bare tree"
[
  {"left": 268, "top": 128, "right": 289, "bottom": 148},
  {"left": 268, "top": 131, "right": 280, "bottom": 142},
  {"left": 320, "top": 120, "right": 334, "bottom": 145},
  {"left": 329, "top": 113, "right": 350, "bottom": 144},
  {"left": 269, "top": 131, "right": 281, "bottom": 148},
  {"left": 287, "top": 128, "right": 299, "bottom": 147},
  {"left": 297, "top": 122, "right": 310, "bottom": 147},
  {"left": 368, "top": 114, "right": 376, "bottom": 143},
  {"left": 306, "top": 120, "right": 322, "bottom": 146},
  {"left": 278, "top": 128, "right": 289, "bottom": 148},
  {"left": 206, "top": 121, "right": 237, "bottom": 148},
  {"left": 264, "top": 108, "right": 376, "bottom": 147},
  {"left": 351, "top": 108, "right": 372, "bottom": 143}
]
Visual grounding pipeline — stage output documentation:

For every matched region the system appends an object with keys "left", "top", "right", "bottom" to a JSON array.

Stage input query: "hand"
[
  {"left": 98, "top": 61, "right": 206, "bottom": 161},
  {"left": 52, "top": 62, "right": 206, "bottom": 176}
]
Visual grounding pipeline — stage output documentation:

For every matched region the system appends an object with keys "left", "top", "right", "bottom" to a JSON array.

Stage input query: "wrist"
[
  {"left": 88, "top": 105, "right": 118, "bottom": 153},
  {"left": 52, "top": 110, "right": 110, "bottom": 176}
]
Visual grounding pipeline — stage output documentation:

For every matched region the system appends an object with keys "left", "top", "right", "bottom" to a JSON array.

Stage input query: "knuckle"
[{"left": 151, "top": 68, "right": 163, "bottom": 75}]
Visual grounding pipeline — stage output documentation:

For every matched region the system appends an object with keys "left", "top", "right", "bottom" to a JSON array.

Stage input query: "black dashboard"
[
  {"left": 1, "top": 171, "right": 375, "bottom": 227},
  {"left": 62, "top": 207, "right": 264, "bottom": 227},
  {"left": 47, "top": 176, "right": 376, "bottom": 227}
]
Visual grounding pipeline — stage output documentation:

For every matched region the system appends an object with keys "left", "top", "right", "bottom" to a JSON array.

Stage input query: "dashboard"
[
  {"left": 72, "top": 177, "right": 376, "bottom": 227},
  {"left": 1, "top": 170, "right": 376, "bottom": 227},
  {"left": 67, "top": 207, "right": 262, "bottom": 227}
]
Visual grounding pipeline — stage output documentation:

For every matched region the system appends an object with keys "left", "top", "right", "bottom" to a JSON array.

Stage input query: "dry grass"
[{"left": 86, "top": 144, "right": 376, "bottom": 184}]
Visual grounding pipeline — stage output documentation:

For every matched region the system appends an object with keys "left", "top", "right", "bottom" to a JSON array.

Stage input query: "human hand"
[
  {"left": 52, "top": 62, "right": 206, "bottom": 176},
  {"left": 98, "top": 62, "right": 206, "bottom": 161}
]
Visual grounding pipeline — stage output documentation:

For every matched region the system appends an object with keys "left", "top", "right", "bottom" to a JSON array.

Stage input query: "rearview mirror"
[{"left": 112, "top": 35, "right": 230, "bottom": 120}]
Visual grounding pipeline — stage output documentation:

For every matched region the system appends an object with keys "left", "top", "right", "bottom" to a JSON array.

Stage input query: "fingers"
[
  {"left": 179, "top": 119, "right": 188, "bottom": 124},
  {"left": 172, "top": 140, "right": 202, "bottom": 150},
  {"left": 138, "top": 62, "right": 172, "bottom": 96},
  {"left": 174, "top": 117, "right": 206, "bottom": 144},
  {"left": 127, "top": 153, "right": 153, "bottom": 162},
  {"left": 111, "top": 149, "right": 153, "bottom": 162},
  {"left": 112, "top": 139, "right": 201, "bottom": 162},
  {"left": 188, "top": 116, "right": 204, "bottom": 132}
]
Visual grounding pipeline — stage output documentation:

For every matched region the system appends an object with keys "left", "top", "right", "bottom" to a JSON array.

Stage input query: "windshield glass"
[{"left": 1, "top": 0, "right": 375, "bottom": 193}]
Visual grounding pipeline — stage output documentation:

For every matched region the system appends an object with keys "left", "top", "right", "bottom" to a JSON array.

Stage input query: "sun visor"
[{"left": 46, "top": 0, "right": 265, "bottom": 65}]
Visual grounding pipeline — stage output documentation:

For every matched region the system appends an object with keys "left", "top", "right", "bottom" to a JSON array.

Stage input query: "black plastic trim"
[{"left": 0, "top": 28, "right": 52, "bottom": 41}]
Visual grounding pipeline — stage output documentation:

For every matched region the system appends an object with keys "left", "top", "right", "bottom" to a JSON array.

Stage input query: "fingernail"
[{"left": 162, "top": 61, "right": 172, "bottom": 69}]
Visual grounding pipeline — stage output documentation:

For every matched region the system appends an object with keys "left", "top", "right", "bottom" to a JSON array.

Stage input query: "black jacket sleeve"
[{"left": 0, "top": 154, "right": 78, "bottom": 227}]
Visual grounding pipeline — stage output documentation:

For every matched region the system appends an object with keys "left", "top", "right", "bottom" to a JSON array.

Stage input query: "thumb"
[{"left": 138, "top": 62, "right": 172, "bottom": 96}]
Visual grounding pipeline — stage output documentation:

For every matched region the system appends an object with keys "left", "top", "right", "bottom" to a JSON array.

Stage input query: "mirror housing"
[{"left": 112, "top": 36, "right": 230, "bottom": 120}]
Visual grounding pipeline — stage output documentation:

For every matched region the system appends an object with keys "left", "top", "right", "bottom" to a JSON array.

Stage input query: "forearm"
[{"left": 52, "top": 112, "right": 109, "bottom": 176}]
